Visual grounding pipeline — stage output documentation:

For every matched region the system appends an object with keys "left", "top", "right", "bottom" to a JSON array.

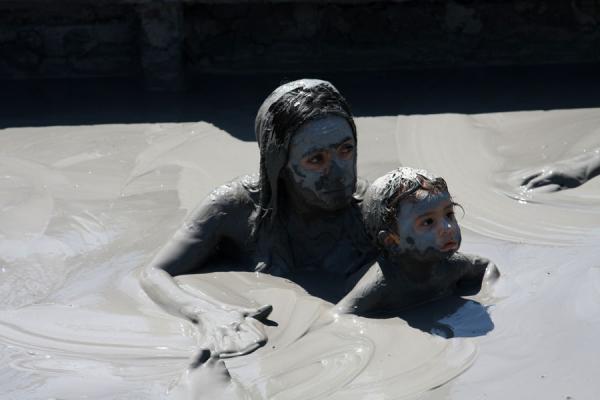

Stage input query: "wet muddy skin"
[
  {"left": 1, "top": 109, "right": 599, "bottom": 399},
  {"left": 135, "top": 81, "right": 381, "bottom": 368},
  {"left": 284, "top": 116, "right": 357, "bottom": 213}
]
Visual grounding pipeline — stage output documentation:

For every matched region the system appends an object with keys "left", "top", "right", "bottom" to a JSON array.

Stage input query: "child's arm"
[
  {"left": 452, "top": 253, "right": 500, "bottom": 295},
  {"left": 335, "top": 262, "right": 387, "bottom": 315}
]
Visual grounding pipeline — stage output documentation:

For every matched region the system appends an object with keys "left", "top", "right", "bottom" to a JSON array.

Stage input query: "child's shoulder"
[
  {"left": 433, "top": 253, "right": 472, "bottom": 282},
  {"left": 353, "top": 177, "right": 370, "bottom": 201},
  {"left": 442, "top": 252, "right": 492, "bottom": 294}
]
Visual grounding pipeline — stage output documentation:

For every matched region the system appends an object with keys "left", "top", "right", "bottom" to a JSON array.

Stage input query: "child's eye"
[
  {"left": 446, "top": 211, "right": 455, "bottom": 219},
  {"left": 422, "top": 218, "right": 434, "bottom": 227}
]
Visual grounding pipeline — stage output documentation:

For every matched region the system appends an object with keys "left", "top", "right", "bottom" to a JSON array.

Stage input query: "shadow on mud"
[{"left": 364, "top": 295, "right": 494, "bottom": 339}]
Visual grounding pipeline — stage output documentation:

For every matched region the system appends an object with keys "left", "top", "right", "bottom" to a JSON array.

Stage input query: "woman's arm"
[
  {"left": 141, "top": 184, "right": 271, "bottom": 356},
  {"left": 521, "top": 150, "right": 600, "bottom": 191}
]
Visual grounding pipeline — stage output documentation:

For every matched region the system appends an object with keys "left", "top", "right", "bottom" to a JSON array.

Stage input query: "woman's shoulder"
[
  {"left": 206, "top": 174, "right": 260, "bottom": 208},
  {"left": 185, "top": 175, "right": 259, "bottom": 226}
]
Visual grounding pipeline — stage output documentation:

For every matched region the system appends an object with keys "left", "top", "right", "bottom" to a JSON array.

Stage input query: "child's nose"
[{"left": 439, "top": 220, "right": 457, "bottom": 236}]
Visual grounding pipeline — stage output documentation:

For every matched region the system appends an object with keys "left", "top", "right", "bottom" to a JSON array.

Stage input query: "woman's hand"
[
  {"left": 521, "top": 164, "right": 587, "bottom": 191},
  {"left": 521, "top": 151, "right": 600, "bottom": 192},
  {"left": 182, "top": 303, "right": 272, "bottom": 358}
]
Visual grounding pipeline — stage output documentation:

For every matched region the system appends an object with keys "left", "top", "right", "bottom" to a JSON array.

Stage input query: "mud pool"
[{"left": 1, "top": 110, "right": 599, "bottom": 399}]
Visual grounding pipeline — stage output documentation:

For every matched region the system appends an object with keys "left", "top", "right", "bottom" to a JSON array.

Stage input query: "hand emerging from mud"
[
  {"left": 168, "top": 350, "right": 248, "bottom": 400},
  {"left": 521, "top": 151, "right": 600, "bottom": 192},
  {"left": 522, "top": 165, "right": 586, "bottom": 191},
  {"left": 182, "top": 303, "right": 272, "bottom": 358}
]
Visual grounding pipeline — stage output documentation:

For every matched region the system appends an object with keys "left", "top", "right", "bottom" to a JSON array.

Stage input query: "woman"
[{"left": 141, "top": 79, "right": 375, "bottom": 357}]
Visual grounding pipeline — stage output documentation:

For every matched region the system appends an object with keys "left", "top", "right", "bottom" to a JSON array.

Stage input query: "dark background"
[{"left": 2, "top": 0, "right": 600, "bottom": 140}]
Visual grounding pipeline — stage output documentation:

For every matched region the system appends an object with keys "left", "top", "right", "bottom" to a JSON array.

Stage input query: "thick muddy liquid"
[
  {"left": 392, "top": 110, "right": 600, "bottom": 245},
  {"left": 1, "top": 111, "right": 599, "bottom": 399}
]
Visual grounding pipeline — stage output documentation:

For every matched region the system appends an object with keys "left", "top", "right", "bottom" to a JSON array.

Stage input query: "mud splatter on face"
[
  {"left": 391, "top": 192, "right": 461, "bottom": 262},
  {"left": 283, "top": 115, "right": 357, "bottom": 212},
  {"left": 361, "top": 167, "right": 454, "bottom": 260}
]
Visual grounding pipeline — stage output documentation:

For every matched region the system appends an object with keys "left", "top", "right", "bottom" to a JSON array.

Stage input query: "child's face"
[{"left": 387, "top": 191, "right": 461, "bottom": 261}]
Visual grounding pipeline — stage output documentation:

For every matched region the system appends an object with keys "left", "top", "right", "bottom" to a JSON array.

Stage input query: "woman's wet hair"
[
  {"left": 250, "top": 79, "right": 357, "bottom": 234},
  {"left": 362, "top": 167, "right": 451, "bottom": 248}
]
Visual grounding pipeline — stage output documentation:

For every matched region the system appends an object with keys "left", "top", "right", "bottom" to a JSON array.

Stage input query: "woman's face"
[{"left": 284, "top": 115, "right": 357, "bottom": 211}]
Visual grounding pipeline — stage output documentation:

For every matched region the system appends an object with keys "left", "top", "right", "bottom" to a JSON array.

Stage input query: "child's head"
[{"left": 362, "top": 167, "right": 461, "bottom": 262}]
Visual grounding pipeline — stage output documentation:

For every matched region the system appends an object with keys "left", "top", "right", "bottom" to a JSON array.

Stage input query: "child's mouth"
[{"left": 440, "top": 241, "right": 459, "bottom": 252}]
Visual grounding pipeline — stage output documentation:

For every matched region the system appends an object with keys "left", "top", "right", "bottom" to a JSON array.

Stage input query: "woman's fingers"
[
  {"left": 235, "top": 304, "right": 273, "bottom": 320},
  {"left": 539, "top": 183, "right": 562, "bottom": 192},
  {"left": 215, "top": 318, "right": 267, "bottom": 358},
  {"left": 218, "top": 342, "right": 261, "bottom": 359},
  {"left": 521, "top": 171, "right": 541, "bottom": 186},
  {"left": 523, "top": 169, "right": 558, "bottom": 189},
  {"left": 239, "top": 318, "right": 267, "bottom": 346},
  {"left": 524, "top": 171, "right": 562, "bottom": 190},
  {"left": 526, "top": 172, "right": 572, "bottom": 191},
  {"left": 189, "top": 348, "right": 212, "bottom": 368},
  {"left": 196, "top": 309, "right": 269, "bottom": 358},
  {"left": 525, "top": 174, "right": 550, "bottom": 189},
  {"left": 248, "top": 304, "right": 273, "bottom": 321},
  {"left": 522, "top": 164, "right": 585, "bottom": 191}
]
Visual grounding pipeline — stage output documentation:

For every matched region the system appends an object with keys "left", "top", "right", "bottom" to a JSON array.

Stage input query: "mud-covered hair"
[
  {"left": 251, "top": 79, "right": 357, "bottom": 234},
  {"left": 362, "top": 167, "right": 451, "bottom": 248}
]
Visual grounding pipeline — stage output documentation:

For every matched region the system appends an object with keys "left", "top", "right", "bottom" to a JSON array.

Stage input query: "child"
[{"left": 335, "top": 167, "right": 499, "bottom": 315}]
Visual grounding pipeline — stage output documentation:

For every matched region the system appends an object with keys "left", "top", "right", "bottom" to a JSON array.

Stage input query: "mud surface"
[{"left": 1, "top": 110, "right": 599, "bottom": 399}]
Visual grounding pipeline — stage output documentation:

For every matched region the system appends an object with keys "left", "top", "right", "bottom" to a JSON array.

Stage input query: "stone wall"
[
  {"left": 184, "top": 1, "right": 600, "bottom": 73},
  {"left": 1, "top": 0, "right": 599, "bottom": 89},
  {"left": 0, "top": 2, "right": 139, "bottom": 78}
]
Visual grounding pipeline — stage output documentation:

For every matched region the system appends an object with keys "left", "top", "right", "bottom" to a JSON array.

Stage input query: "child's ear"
[{"left": 378, "top": 230, "right": 400, "bottom": 248}]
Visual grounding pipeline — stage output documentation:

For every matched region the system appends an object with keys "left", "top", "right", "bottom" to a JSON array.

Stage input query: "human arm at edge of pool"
[
  {"left": 140, "top": 183, "right": 272, "bottom": 354},
  {"left": 522, "top": 149, "right": 600, "bottom": 191}
]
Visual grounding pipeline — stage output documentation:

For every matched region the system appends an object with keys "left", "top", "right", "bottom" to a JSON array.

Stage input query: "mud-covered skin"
[
  {"left": 335, "top": 253, "right": 500, "bottom": 315},
  {"left": 143, "top": 174, "right": 373, "bottom": 356},
  {"left": 169, "top": 350, "right": 249, "bottom": 400},
  {"left": 252, "top": 78, "right": 357, "bottom": 231},
  {"left": 141, "top": 79, "right": 375, "bottom": 359},
  {"left": 281, "top": 197, "right": 372, "bottom": 278},
  {"left": 521, "top": 149, "right": 600, "bottom": 191},
  {"left": 283, "top": 116, "right": 357, "bottom": 212},
  {"left": 141, "top": 178, "right": 271, "bottom": 358},
  {"left": 387, "top": 192, "right": 461, "bottom": 264},
  {"left": 336, "top": 167, "right": 498, "bottom": 315}
]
